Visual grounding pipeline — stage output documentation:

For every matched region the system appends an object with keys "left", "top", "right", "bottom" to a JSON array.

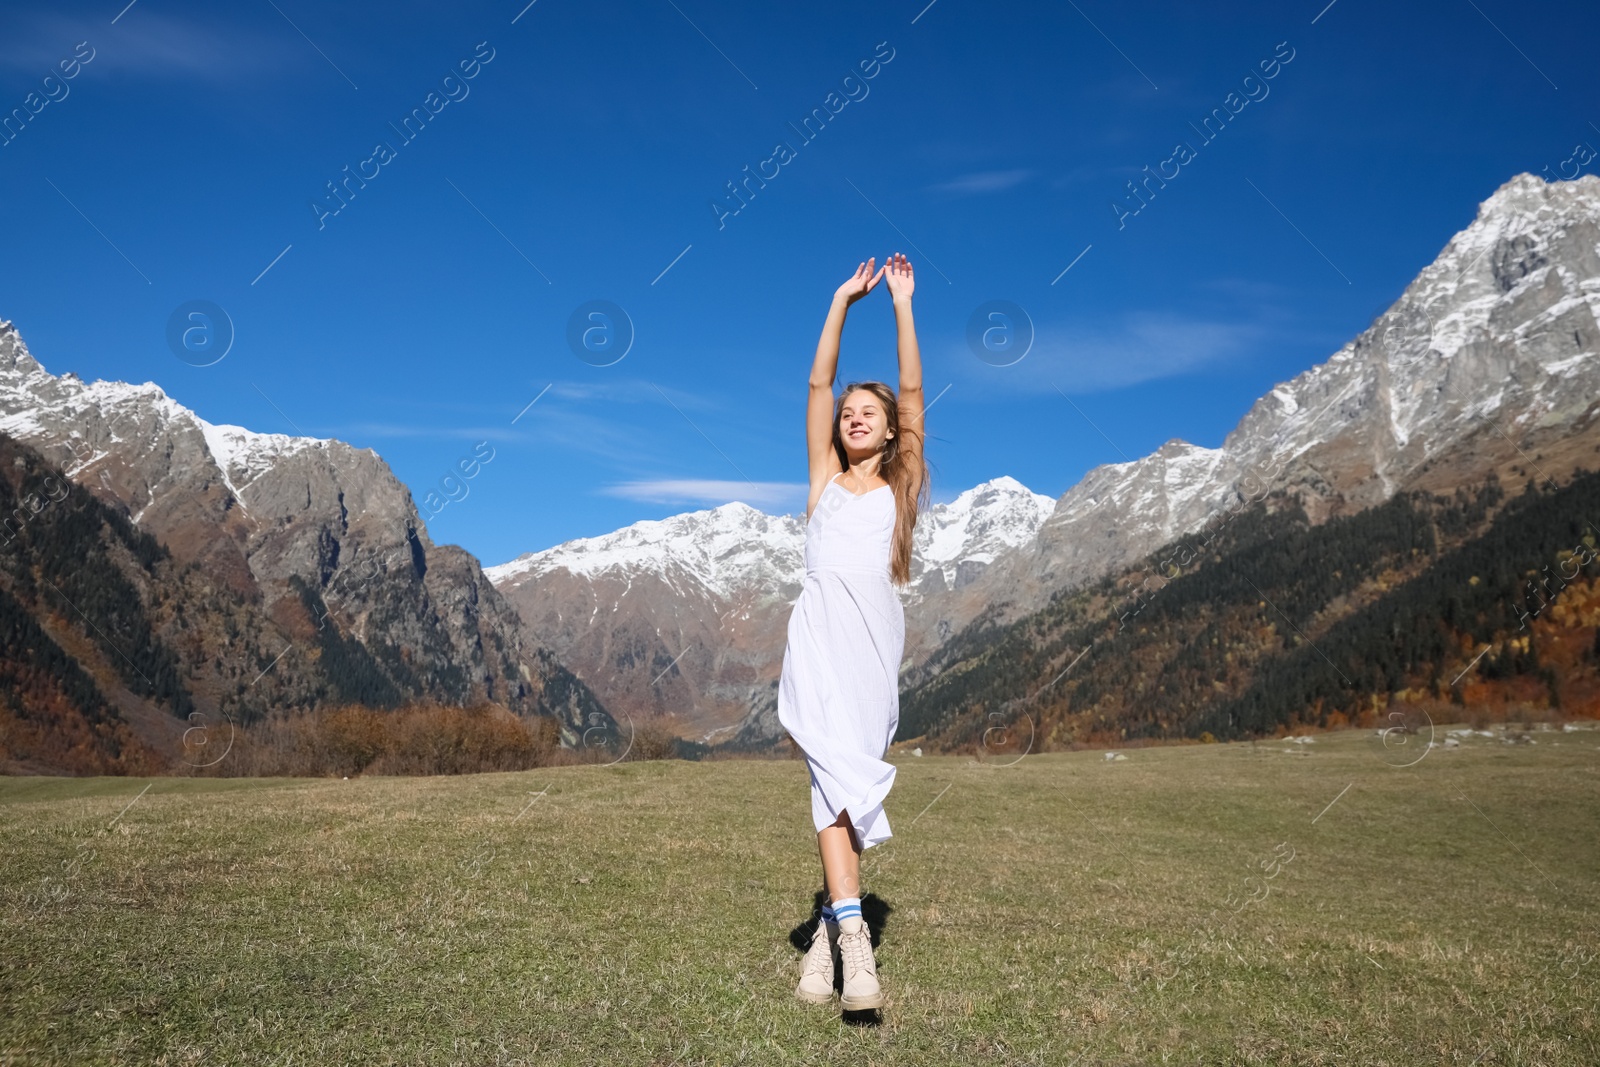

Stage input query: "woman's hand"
[
  {"left": 833, "top": 258, "right": 885, "bottom": 307},
  {"left": 883, "top": 252, "right": 914, "bottom": 302}
]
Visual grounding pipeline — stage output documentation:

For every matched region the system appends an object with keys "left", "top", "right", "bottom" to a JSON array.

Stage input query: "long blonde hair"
[{"left": 832, "top": 381, "right": 930, "bottom": 586}]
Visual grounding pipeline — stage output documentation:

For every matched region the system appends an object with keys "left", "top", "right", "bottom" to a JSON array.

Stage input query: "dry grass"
[{"left": 2, "top": 723, "right": 1596, "bottom": 1065}]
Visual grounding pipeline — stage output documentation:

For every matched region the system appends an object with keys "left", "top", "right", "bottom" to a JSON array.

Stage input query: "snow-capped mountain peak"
[
  {"left": 941, "top": 171, "right": 1600, "bottom": 648},
  {"left": 486, "top": 475, "right": 1058, "bottom": 601},
  {"left": 0, "top": 322, "right": 379, "bottom": 525},
  {"left": 913, "top": 475, "right": 1058, "bottom": 591},
  {"left": 486, "top": 499, "right": 799, "bottom": 601}
]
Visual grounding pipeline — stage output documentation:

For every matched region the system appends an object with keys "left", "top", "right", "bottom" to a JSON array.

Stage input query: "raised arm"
[
  {"left": 806, "top": 259, "right": 883, "bottom": 517},
  {"left": 883, "top": 253, "right": 925, "bottom": 483}
]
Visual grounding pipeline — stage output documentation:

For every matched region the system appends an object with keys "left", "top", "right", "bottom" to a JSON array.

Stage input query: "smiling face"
[{"left": 839, "top": 388, "right": 894, "bottom": 456}]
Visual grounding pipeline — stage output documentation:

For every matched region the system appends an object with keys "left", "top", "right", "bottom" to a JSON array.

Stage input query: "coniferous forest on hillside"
[{"left": 897, "top": 468, "right": 1600, "bottom": 753}]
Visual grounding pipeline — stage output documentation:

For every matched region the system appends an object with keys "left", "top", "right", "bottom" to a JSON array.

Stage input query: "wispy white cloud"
[
  {"left": 1, "top": 11, "right": 310, "bottom": 83},
  {"left": 1046, "top": 163, "right": 1124, "bottom": 189},
  {"left": 599, "top": 478, "right": 800, "bottom": 510},
  {"left": 546, "top": 377, "right": 719, "bottom": 410},
  {"left": 502, "top": 379, "right": 760, "bottom": 472},
  {"left": 951, "top": 309, "right": 1275, "bottom": 395},
  {"left": 329, "top": 375, "right": 735, "bottom": 446},
  {"left": 925, "top": 169, "right": 1037, "bottom": 196},
  {"left": 335, "top": 379, "right": 788, "bottom": 502}
]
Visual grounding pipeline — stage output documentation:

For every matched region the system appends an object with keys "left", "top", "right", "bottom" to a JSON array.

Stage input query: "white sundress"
[{"left": 777, "top": 470, "right": 905, "bottom": 850}]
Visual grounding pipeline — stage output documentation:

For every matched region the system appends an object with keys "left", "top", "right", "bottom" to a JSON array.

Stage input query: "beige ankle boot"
[
  {"left": 794, "top": 916, "right": 839, "bottom": 1003},
  {"left": 836, "top": 915, "right": 884, "bottom": 1010}
]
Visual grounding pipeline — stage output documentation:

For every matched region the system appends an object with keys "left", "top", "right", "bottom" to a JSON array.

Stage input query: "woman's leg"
[
  {"left": 819, "top": 809, "right": 883, "bottom": 1009},
  {"left": 817, "top": 809, "right": 861, "bottom": 903}
]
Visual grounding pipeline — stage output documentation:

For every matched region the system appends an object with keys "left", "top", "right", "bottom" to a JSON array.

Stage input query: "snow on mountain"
[
  {"left": 1222, "top": 171, "right": 1600, "bottom": 495},
  {"left": 910, "top": 475, "right": 1059, "bottom": 592},
  {"left": 486, "top": 501, "right": 801, "bottom": 600},
  {"left": 0, "top": 330, "right": 351, "bottom": 524},
  {"left": 191, "top": 421, "right": 331, "bottom": 515},
  {"left": 486, "top": 476, "right": 1057, "bottom": 600}
]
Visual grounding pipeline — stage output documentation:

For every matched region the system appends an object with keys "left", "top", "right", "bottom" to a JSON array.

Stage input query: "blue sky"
[{"left": 1, "top": 0, "right": 1596, "bottom": 568}]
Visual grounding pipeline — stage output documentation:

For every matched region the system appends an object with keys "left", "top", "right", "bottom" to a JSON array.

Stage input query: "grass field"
[{"left": 2, "top": 724, "right": 1597, "bottom": 1066}]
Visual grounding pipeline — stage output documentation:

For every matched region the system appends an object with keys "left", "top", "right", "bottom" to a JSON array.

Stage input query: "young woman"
[{"left": 778, "top": 252, "right": 930, "bottom": 1011}]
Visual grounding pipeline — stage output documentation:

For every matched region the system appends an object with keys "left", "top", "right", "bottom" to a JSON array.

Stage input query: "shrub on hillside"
[
  {"left": 210, "top": 701, "right": 568, "bottom": 777},
  {"left": 370, "top": 703, "right": 561, "bottom": 775}
]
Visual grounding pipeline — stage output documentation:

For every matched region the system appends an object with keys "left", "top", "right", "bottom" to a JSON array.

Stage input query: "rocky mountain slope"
[
  {"left": 485, "top": 476, "right": 1056, "bottom": 741},
  {"left": 893, "top": 172, "right": 1600, "bottom": 668},
  {"left": 0, "top": 325, "right": 614, "bottom": 770}
]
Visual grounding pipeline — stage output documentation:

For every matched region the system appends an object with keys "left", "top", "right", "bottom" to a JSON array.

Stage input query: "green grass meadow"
[{"left": 2, "top": 726, "right": 1597, "bottom": 1066}]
